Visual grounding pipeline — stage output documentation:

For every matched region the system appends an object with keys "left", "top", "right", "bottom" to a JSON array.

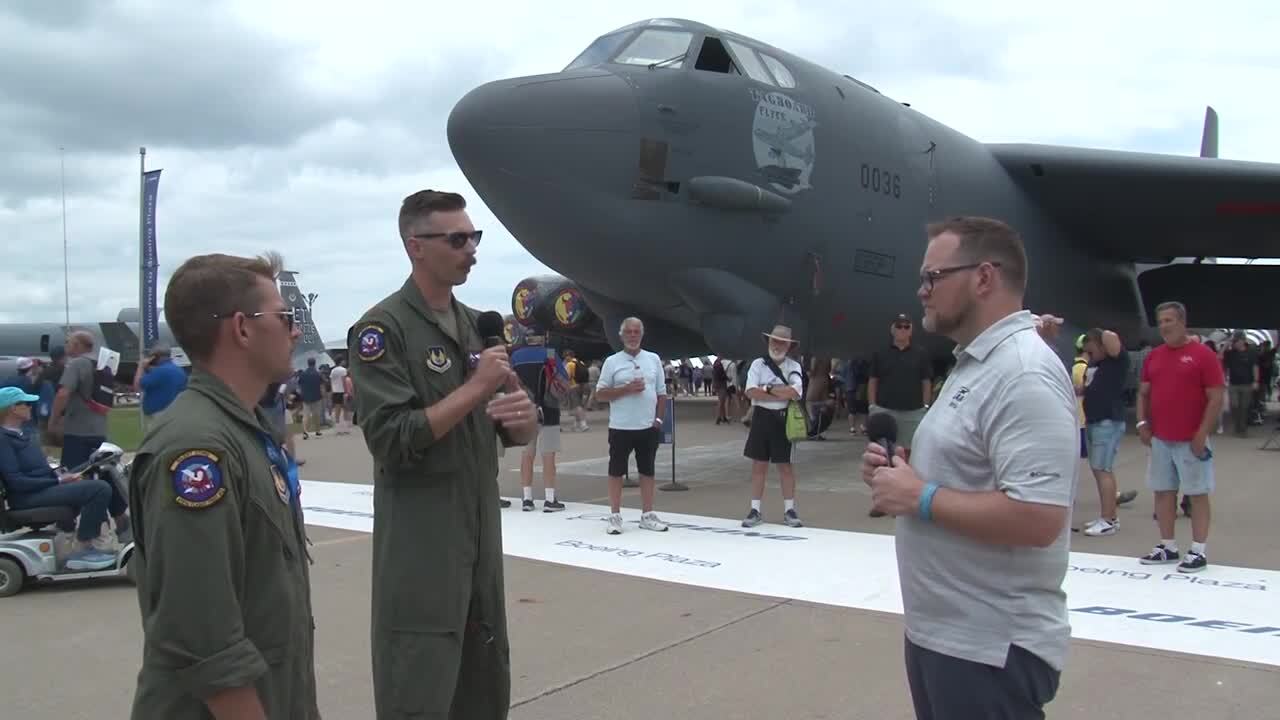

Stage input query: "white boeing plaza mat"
[{"left": 298, "top": 480, "right": 1280, "bottom": 668}]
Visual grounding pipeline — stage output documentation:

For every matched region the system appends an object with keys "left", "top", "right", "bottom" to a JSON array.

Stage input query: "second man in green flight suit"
[
  {"left": 350, "top": 189, "right": 539, "bottom": 719},
  {"left": 128, "top": 251, "right": 320, "bottom": 719}
]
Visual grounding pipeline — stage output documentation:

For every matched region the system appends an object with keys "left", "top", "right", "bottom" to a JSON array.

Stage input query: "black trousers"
[{"left": 904, "top": 637, "right": 1060, "bottom": 720}]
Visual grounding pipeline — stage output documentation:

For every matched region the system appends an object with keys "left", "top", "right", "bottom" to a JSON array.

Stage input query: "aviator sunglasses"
[
  {"left": 412, "top": 230, "right": 483, "bottom": 249},
  {"left": 212, "top": 309, "right": 297, "bottom": 332}
]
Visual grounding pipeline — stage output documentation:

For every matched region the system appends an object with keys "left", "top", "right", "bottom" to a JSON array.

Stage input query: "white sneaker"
[
  {"left": 1083, "top": 518, "right": 1117, "bottom": 536},
  {"left": 639, "top": 511, "right": 669, "bottom": 532},
  {"left": 607, "top": 514, "right": 623, "bottom": 535}
]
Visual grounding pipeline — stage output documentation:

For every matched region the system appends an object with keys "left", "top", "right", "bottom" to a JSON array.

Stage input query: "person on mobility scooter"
[{"left": 0, "top": 386, "right": 131, "bottom": 570}]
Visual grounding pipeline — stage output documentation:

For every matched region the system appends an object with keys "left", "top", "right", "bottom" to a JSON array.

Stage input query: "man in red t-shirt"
[{"left": 1135, "top": 301, "right": 1225, "bottom": 573}]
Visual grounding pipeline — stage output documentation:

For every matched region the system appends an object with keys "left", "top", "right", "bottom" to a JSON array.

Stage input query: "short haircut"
[
  {"left": 619, "top": 316, "right": 644, "bottom": 333},
  {"left": 164, "top": 251, "right": 284, "bottom": 363},
  {"left": 1154, "top": 301, "right": 1186, "bottom": 324},
  {"left": 399, "top": 189, "right": 466, "bottom": 240},
  {"left": 68, "top": 330, "right": 95, "bottom": 351},
  {"left": 926, "top": 216, "right": 1027, "bottom": 293},
  {"left": 1085, "top": 328, "right": 1105, "bottom": 346}
]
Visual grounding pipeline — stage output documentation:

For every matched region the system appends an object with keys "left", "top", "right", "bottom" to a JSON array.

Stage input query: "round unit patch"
[
  {"left": 357, "top": 324, "right": 387, "bottom": 361},
  {"left": 170, "top": 450, "right": 227, "bottom": 509},
  {"left": 271, "top": 466, "right": 290, "bottom": 504}
]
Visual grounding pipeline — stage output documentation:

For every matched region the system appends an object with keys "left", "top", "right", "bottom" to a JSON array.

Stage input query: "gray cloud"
[{"left": 0, "top": 4, "right": 328, "bottom": 153}]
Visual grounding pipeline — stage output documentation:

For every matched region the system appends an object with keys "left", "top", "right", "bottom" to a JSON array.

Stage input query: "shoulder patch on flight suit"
[
  {"left": 271, "top": 465, "right": 290, "bottom": 504},
  {"left": 356, "top": 323, "right": 388, "bottom": 361},
  {"left": 426, "top": 346, "right": 452, "bottom": 373},
  {"left": 170, "top": 450, "right": 227, "bottom": 509}
]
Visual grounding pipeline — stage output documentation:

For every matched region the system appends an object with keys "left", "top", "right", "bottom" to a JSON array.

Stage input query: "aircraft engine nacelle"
[
  {"left": 511, "top": 275, "right": 598, "bottom": 335},
  {"left": 502, "top": 314, "right": 528, "bottom": 347}
]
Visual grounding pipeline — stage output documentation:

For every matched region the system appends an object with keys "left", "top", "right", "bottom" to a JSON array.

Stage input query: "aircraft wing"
[{"left": 988, "top": 143, "right": 1280, "bottom": 261}]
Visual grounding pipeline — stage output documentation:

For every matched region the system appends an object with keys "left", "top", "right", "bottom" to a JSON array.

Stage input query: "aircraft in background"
[
  {"left": 0, "top": 270, "right": 331, "bottom": 382},
  {"left": 504, "top": 274, "right": 614, "bottom": 361},
  {"left": 448, "top": 17, "right": 1280, "bottom": 363}
]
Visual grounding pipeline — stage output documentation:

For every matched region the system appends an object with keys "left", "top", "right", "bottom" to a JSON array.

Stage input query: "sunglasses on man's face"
[
  {"left": 894, "top": 323, "right": 911, "bottom": 330},
  {"left": 412, "top": 230, "right": 483, "bottom": 250},
  {"left": 212, "top": 309, "right": 296, "bottom": 332}
]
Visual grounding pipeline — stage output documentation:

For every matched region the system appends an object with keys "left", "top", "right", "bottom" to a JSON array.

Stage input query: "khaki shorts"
[
  {"left": 522, "top": 423, "right": 562, "bottom": 456},
  {"left": 869, "top": 405, "right": 927, "bottom": 449}
]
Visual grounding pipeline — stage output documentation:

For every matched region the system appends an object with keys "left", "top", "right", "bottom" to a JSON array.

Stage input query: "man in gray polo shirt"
[{"left": 862, "top": 216, "right": 1077, "bottom": 720}]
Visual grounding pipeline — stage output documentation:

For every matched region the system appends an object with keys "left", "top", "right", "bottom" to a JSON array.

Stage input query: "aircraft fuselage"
[{"left": 449, "top": 19, "right": 1148, "bottom": 361}]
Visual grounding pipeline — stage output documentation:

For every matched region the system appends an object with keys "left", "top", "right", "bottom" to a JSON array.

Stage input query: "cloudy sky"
[{"left": 2, "top": 0, "right": 1277, "bottom": 344}]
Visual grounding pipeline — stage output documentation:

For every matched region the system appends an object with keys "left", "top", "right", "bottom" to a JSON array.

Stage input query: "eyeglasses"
[
  {"left": 893, "top": 324, "right": 911, "bottom": 330},
  {"left": 411, "top": 230, "right": 483, "bottom": 249},
  {"left": 918, "top": 261, "right": 1002, "bottom": 292},
  {"left": 212, "top": 309, "right": 296, "bottom": 332}
]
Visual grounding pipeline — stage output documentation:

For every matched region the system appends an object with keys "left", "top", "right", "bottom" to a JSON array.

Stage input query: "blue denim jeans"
[
  {"left": 61, "top": 434, "right": 107, "bottom": 471},
  {"left": 9, "top": 478, "right": 127, "bottom": 542}
]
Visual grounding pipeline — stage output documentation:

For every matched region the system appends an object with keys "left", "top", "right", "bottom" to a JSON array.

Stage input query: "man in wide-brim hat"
[{"left": 740, "top": 324, "right": 805, "bottom": 529}]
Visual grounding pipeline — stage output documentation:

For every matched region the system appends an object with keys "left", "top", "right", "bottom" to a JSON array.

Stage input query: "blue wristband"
[{"left": 918, "top": 483, "right": 939, "bottom": 522}]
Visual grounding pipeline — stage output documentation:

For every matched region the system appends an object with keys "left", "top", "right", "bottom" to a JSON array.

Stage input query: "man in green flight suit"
[
  {"left": 128, "top": 251, "right": 320, "bottom": 719},
  {"left": 349, "top": 189, "right": 539, "bottom": 719}
]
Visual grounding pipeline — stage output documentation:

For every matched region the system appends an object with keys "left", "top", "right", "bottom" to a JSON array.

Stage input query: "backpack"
[
  {"left": 572, "top": 359, "right": 589, "bottom": 384},
  {"left": 85, "top": 364, "right": 117, "bottom": 415},
  {"left": 71, "top": 356, "right": 116, "bottom": 416}
]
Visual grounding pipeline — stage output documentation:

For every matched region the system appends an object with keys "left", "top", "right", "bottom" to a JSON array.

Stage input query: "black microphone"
[
  {"left": 476, "top": 310, "right": 516, "bottom": 445},
  {"left": 866, "top": 411, "right": 899, "bottom": 467},
  {"left": 477, "top": 311, "right": 506, "bottom": 348}
]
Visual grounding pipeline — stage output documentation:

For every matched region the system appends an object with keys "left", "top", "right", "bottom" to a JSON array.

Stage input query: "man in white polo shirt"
[
  {"left": 861, "top": 216, "right": 1077, "bottom": 719},
  {"left": 593, "top": 317, "right": 669, "bottom": 535}
]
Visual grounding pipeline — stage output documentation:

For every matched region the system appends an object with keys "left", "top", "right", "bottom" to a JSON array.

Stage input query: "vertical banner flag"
[{"left": 141, "top": 169, "right": 162, "bottom": 348}]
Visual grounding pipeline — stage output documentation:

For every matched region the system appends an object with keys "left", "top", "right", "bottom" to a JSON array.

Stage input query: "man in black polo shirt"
[
  {"left": 868, "top": 313, "right": 932, "bottom": 518},
  {"left": 1222, "top": 332, "right": 1258, "bottom": 437},
  {"left": 1081, "top": 327, "right": 1132, "bottom": 536}
]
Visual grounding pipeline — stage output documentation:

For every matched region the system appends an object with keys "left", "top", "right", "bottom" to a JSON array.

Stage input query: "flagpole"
[{"left": 60, "top": 146, "right": 69, "bottom": 330}]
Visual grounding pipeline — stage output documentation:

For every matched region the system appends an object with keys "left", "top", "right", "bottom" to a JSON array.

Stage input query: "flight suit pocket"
[
  {"left": 242, "top": 497, "right": 300, "bottom": 652},
  {"left": 384, "top": 629, "right": 463, "bottom": 714}
]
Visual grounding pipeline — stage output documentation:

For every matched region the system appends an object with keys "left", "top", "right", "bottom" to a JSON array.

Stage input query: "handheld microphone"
[
  {"left": 477, "top": 311, "right": 506, "bottom": 348},
  {"left": 476, "top": 310, "right": 516, "bottom": 444},
  {"left": 866, "top": 411, "right": 899, "bottom": 467}
]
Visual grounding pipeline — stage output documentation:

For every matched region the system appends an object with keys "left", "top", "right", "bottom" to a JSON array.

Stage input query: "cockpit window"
[
  {"left": 725, "top": 39, "right": 774, "bottom": 85},
  {"left": 564, "top": 32, "right": 631, "bottom": 71},
  {"left": 760, "top": 54, "right": 796, "bottom": 88},
  {"left": 614, "top": 29, "right": 694, "bottom": 68}
]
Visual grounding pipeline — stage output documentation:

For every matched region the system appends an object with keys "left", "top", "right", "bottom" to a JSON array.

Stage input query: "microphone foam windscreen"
[
  {"left": 477, "top": 311, "right": 505, "bottom": 339},
  {"left": 866, "top": 411, "right": 898, "bottom": 445}
]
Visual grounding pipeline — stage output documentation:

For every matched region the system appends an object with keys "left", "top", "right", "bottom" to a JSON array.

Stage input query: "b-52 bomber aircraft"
[{"left": 448, "top": 17, "right": 1280, "bottom": 362}]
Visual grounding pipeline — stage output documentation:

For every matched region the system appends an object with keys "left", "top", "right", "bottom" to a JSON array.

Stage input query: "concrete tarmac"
[{"left": 3, "top": 397, "right": 1276, "bottom": 719}]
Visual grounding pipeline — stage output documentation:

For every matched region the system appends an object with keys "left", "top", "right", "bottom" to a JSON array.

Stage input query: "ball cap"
[{"left": 0, "top": 386, "right": 39, "bottom": 410}]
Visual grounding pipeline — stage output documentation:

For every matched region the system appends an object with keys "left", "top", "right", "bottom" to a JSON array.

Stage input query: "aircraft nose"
[{"left": 448, "top": 71, "right": 638, "bottom": 190}]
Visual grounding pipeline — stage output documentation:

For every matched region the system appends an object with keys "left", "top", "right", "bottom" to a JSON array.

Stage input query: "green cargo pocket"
[{"left": 385, "top": 630, "right": 462, "bottom": 714}]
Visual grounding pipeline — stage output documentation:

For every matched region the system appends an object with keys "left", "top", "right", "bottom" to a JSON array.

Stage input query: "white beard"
[{"left": 768, "top": 350, "right": 786, "bottom": 362}]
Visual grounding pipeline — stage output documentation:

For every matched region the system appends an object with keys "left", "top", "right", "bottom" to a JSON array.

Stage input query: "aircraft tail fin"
[
  {"left": 1200, "top": 105, "right": 1218, "bottom": 158},
  {"left": 278, "top": 270, "right": 326, "bottom": 356}
]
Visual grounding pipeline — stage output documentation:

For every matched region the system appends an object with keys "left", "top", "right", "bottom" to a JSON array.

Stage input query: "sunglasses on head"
[{"left": 412, "top": 230, "right": 483, "bottom": 249}]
